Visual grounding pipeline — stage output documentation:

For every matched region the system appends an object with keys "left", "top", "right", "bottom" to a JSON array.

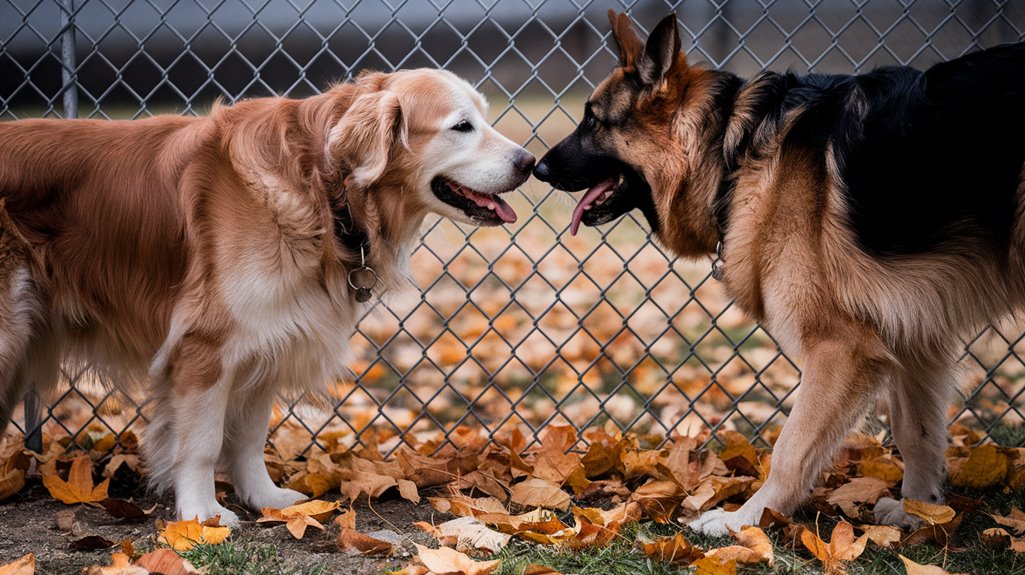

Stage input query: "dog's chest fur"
[{"left": 192, "top": 170, "right": 366, "bottom": 391}]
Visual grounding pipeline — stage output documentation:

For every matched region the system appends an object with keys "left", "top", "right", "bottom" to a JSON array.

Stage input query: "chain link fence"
[{"left": 2, "top": 0, "right": 1024, "bottom": 456}]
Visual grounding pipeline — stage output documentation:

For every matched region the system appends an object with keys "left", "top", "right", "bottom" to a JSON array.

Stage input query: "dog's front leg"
[
  {"left": 689, "top": 327, "right": 894, "bottom": 535},
  {"left": 170, "top": 375, "right": 239, "bottom": 525},
  {"left": 221, "top": 386, "right": 305, "bottom": 510}
]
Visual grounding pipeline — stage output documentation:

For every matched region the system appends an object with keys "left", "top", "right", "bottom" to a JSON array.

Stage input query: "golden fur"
[{"left": 0, "top": 68, "right": 532, "bottom": 523}]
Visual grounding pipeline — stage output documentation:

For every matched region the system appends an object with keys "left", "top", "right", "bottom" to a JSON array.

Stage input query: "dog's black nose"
[
  {"left": 514, "top": 150, "right": 536, "bottom": 173},
  {"left": 533, "top": 158, "right": 550, "bottom": 181}
]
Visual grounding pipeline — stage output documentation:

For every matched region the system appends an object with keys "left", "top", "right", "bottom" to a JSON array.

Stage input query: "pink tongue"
[
  {"left": 570, "top": 178, "right": 617, "bottom": 236},
  {"left": 493, "top": 196, "right": 517, "bottom": 224}
]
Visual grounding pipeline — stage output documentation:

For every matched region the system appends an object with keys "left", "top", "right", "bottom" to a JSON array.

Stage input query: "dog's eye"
[
  {"left": 585, "top": 113, "right": 598, "bottom": 130},
  {"left": 451, "top": 121, "right": 473, "bottom": 132}
]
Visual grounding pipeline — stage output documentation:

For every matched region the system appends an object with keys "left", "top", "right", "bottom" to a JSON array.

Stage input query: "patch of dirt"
[{"left": 0, "top": 481, "right": 443, "bottom": 575}]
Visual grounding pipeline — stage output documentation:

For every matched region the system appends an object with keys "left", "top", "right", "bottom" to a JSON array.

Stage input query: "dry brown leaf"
[
  {"left": 396, "top": 448, "right": 458, "bottom": 488},
  {"left": 799, "top": 521, "right": 868, "bottom": 573},
  {"left": 718, "top": 430, "right": 759, "bottom": 477},
  {"left": 898, "top": 554, "right": 967, "bottom": 575},
  {"left": 430, "top": 516, "right": 511, "bottom": 553},
  {"left": 533, "top": 435, "right": 585, "bottom": 486},
  {"left": 642, "top": 533, "right": 704, "bottom": 564},
  {"left": 0, "top": 553, "right": 34, "bottom": 575},
  {"left": 414, "top": 544, "right": 500, "bottom": 575},
  {"left": 902, "top": 512, "right": 963, "bottom": 548},
  {"left": 826, "top": 477, "right": 890, "bottom": 517},
  {"left": 758, "top": 507, "right": 792, "bottom": 531},
  {"left": 981, "top": 527, "right": 1012, "bottom": 547},
  {"left": 41, "top": 456, "right": 110, "bottom": 504},
  {"left": 287, "top": 470, "right": 338, "bottom": 498},
  {"left": 103, "top": 453, "right": 142, "bottom": 479},
  {"left": 992, "top": 507, "right": 1025, "bottom": 535},
  {"left": 477, "top": 508, "right": 555, "bottom": 534},
  {"left": 682, "top": 476, "right": 754, "bottom": 514},
  {"left": 99, "top": 498, "right": 152, "bottom": 522},
  {"left": 736, "top": 525, "right": 774, "bottom": 566},
  {"left": 258, "top": 500, "right": 338, "bottom": 540},
  {"left": 903, "top": 499, "right": 956, "bottom": 526},
  {"left": 0, "top": 441, "right": 29, "bottom": 502},
  {"left": 513, "top": 515, "right": 573, "bottom": 545},
  {"left": 692, "top": 555, "right": 737, "bottom": 575},
  {"left": 581, "top": 440, "right": 617, "bottom": 478},
  {"left": 621, "top": 446, "right": 661, "bottom": 479},
  {"left": 81, "top": 552, "right": 148, "bottom": 575},
  {"left": 335, "top": 507, "right": 357, "bottom": 530},
  {"left": 0, "top": 465, "right": 25, "bottom": 502},
  {"left": 858, "top": 455, "right": 904, "bottom": 486},
  {"left": 157, "top": 518, "right": 231, "bottom": 551},
  {"left": 134, "top": 548, "right": 201, "bottom": 575},
  {"left": 509, "top": 478, "right": 571, "bottom": 511},
  {"left": 659, "top": 438, "right": 695, "bottom": 488},
  {"left": 704, "top": 525, "right": 774, "bottom": 567},
  {"left": 339, "top": 527, "right": 394, "bottom": 556},
  {"left": 340, "top": 470, "right": 397, "bottom": 502},
  {"left": 522, "top": 564, "right": 562, "bottom": 575},
  {"left": 398, "top": 478, "right": 421, "bottom": 504},
  {"left": 950, "top": 444, "right": 1008, "bottom": 489},
  {"left": 629, "top": 479, "right": 685, "bottom": 522},
  {"left": 567, "top": 507, "right": 624, "bottom": 549},
  {"left": 859, "top": 525, "right": 902, "bottom": 549},
  {"left": 430, "top": 493, "right": 508, "bottom": 518}
]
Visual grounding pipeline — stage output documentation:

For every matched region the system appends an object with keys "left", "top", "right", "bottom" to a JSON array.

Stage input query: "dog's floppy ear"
[
  {"left": 607, "top": 9, "right": 643, "bottom": 68},
  {"left": 636, "top": 13, "right": 683, "bottom": 87},
  {"left": 330, "top": 91, "right": 405, "bottom": 189}
]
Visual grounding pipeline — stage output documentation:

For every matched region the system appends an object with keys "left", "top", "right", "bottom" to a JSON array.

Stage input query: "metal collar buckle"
[
  {"left": 710, "top": 241, "right": 725, "bottom": 282},
  {"left": 347, "top": 245, "right": 380, "bottom": 303}
]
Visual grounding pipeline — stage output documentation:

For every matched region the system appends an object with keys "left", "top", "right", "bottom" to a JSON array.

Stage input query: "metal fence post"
[
  {"left": 21, "top": 0, "right": 79, "bottom": 453},
  {"left": 60, "top": 0, "right": 77, "bottom": 118}
]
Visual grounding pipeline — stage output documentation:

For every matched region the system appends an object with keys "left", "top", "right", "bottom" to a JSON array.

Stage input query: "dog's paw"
[
  {"left": 688, "top": 508, "right": 743, "bottom": 536},
  {"left": 178, "top": 503, "right": 240, "bottom": 527},
  {"left": 873, "top": 497, "right": 924, "bottom": 530},
  {"left": 244, "top": 487, "right": 306, "bottom": 510}
]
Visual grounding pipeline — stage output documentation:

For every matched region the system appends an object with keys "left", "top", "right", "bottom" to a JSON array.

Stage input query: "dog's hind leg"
[
  {"left": 689, "top": 322, "right": 895, "bottom": 535},
  {"left": 0, "top": 204, "right": 41, "bottom": 436},
  {"left": 0, "top": 266, "right": 36, "bottom": 436},
  {"left": 874, "top": 356, "right": 955, "bottom": 528},
  {"left": 220, "top": 385, "right": 304, "bottom": 510}
]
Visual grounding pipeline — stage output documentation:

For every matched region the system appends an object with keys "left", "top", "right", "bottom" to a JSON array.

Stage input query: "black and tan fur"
[{"left": 533, "top": 10, "right": 1025, "bottom": 534}]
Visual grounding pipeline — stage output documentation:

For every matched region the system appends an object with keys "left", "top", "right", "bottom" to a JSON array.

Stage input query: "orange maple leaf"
[
  {"left": 158, "top": 518, "right": 231, "bottom": 551},
  {"left": 41, "top": 456, "right": 109, "bottom": 504}
]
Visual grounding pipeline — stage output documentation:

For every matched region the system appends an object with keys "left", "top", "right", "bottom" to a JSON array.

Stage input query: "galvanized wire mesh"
[{"left": 2, "top": 0, "right": 1023, "bottom": 455}]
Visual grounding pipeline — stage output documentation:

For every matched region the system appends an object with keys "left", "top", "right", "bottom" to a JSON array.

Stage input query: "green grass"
[
  {"left": 491, "top": 486, "right": 1025, "bottom": 575},
  {"left": 181, "top": 542, "right": 326, "bottom": 575},
  {"left": 494, "top": 523, "right": 682, "bottom": 575}
]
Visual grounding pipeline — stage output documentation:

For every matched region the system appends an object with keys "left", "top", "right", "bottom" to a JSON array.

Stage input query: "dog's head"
[
  {"left": 533, "top": 11, "right": 703, "bottom": 239},
  {"left": 330, "top": 69, "right": 534, "bottom": 227}
]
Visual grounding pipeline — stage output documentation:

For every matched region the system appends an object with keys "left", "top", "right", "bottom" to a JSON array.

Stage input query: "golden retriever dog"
[
  {"left": 534, "top": 10, "right": 1025, "bottom": 534},
  {"left": 0, "top": 69, "right": 534, "bottom": 523}
]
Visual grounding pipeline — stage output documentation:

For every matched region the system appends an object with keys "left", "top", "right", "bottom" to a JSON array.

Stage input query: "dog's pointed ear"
[
  {"left": 608, "top": 9, "right": 643, "bottom": 68},
  {"left": 636, "top": 13, "right": 684, "bottom": 87},
  {"left": 330, "top": 91, "right": 405, "bottom": 189}
]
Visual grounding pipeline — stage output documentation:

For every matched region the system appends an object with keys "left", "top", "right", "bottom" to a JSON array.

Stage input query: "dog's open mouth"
[
  {"left": 431, "top": 177, "right": 517, "bottom": 226},
  {"left": 569, "top": 168, "right": 649, "bottom": 235}
]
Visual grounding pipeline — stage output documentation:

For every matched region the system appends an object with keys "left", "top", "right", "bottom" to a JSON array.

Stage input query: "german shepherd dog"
[{"left": 534, "top": 10, "right": 1025, "bottom": 534}]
